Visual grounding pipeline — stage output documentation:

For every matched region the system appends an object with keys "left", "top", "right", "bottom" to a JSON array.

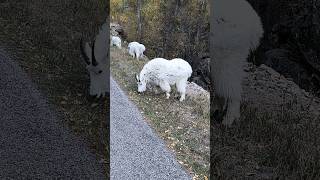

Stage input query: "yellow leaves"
[{"left": 192, "top": 174, "right": 208, "bottom": 180}]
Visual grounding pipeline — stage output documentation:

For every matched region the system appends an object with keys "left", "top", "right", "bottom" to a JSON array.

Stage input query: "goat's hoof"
[{"left": 212, "top": 110, "right": 223, "bottom": 123}]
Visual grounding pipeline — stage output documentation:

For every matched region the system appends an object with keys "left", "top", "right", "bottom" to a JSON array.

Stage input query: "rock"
[
  {"left": 243, "top": 63, "right": 320, "bottom": 118},
  {"left": 110, "top": 22, "right": 127, "bottom": 40},
  {"left": 110, "top": 23, "right": 122, "bottom": 36},
  {"left": 186, "top": 82, "right": 210, "bottom": 102}
]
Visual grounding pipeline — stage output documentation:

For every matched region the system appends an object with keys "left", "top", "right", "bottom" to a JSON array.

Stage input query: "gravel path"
[
  {"left": 110, "top": 77, "right": 191, "bottom": 180},
  {"left": 0, "top": 49, "right": 105, "bottom": 179}
]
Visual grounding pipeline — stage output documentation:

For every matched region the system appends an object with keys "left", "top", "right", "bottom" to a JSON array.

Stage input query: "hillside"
[
  {"left": 211, "top": 63, "right": 320, "bottom": 179},
  {"left": 110, "top": 44, "right": 210, "bottom": 179}
]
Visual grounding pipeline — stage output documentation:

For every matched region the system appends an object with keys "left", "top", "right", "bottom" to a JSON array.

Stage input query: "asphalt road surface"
[
  {"left": 0, "top": 49, "right": 105, "bottom": 179},
  {"left": 110, "top": 77, "right": 191, "bottom": 180}
]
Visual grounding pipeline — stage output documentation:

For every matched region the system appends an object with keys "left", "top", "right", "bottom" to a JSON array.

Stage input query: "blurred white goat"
[
  {"left": 111, "top": 36, "right": 122, "bottom": 49},
  {"left": 211, "top": 0, "right": 263, "bottom": 126},
  {"left": 128, "top": 41, "right": 145, "bottom": 60},
  {"left": 80, "top": 23, "right": 109, "bottom": 98}
]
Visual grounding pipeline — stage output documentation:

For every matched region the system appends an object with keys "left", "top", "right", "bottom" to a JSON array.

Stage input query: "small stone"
[
  {"left": 91, "top": 103, "right": 98, "bottom": 108},
  {"left": 60, "top": 101, "right": 67, "bottom": 105}
]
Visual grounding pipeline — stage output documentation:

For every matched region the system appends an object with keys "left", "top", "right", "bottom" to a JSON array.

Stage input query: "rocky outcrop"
[
  {"left": 243, "top": 63, "right": 320, "bottom": 118},
  {"left": 110, "top": 22, "right": 127, "bottom": 40},
  {"left": 186, "top": 82, "right": 210, "bottom": 102},
  {"left": 248, "top": 0, "right": 320, "bottom": 96}
]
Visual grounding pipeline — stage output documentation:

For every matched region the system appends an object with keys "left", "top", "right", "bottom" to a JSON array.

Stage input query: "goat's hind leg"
[
  {"left": 176, "top": 79, "right": 187, "bottom": 101},
  {"left": 159, "top": 81, "right": 171, "bottom": 99},
  {"left": 135, "top": 51, "right": 140, "bottom": 60},
  {"left": 223, "top": 99, "right": 241, "bottom": 126},
  {"left": 212, "top": 95, "right": 228, "bottom": 124}
]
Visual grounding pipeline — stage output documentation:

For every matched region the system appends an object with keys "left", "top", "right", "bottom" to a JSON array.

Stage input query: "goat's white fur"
[
  {"left": 83, "top": 23, "right": 109, "bottom": 97},
  {"left": 128, "top": 41, "right": 145, "bottom": 60},
  {"left": 136, "top": 58, "right": 192, "bottom": 101},
  {"left": 211, "top": 0, "right": 263, "bottom": 126},
  {"left": 111, "top": 36, "right": 122, "bottom": 49}
]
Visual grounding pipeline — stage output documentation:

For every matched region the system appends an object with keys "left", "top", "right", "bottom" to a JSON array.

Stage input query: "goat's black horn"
[
  {"left": 91, "top": 39, "right": 98, "bottom": 66},
  {"left": 80, "top": 38, "right": 91, "bottom": 65}
]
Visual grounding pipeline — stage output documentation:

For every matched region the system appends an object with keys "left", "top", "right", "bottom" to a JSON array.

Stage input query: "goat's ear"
[{"left": 135, "top": 74, "right": 140, "bottom": 82}]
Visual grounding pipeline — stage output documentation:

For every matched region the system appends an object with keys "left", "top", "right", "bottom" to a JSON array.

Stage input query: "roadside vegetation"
[{"left": 211, "top": 100, "right": 320, "bottom": 179}]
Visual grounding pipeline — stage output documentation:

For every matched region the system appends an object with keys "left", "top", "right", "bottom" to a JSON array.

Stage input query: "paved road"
[
  {"left": 110, "top": 77, "right": 191, "bottom": 180},
  {"left": 0, "top": 49, "right": 105, "bottom": 179}
]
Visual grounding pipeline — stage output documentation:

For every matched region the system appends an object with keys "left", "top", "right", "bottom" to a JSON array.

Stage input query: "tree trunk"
[{"left": 137, "top": 0, "right": 142, "bottom": 42}]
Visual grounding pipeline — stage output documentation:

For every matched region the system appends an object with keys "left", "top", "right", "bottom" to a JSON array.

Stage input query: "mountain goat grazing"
[
  {"left": 80, "top": 23, "right": 109, "bottom": 98},
  {"left": 128, "top": 41, "right": 145, "bottom": 60},
  {"left": 111, "top": 35, "right": 122, "bottom": 49},
  {"left": 136, "top": 58, "right": 192, "bottom": 101},
  {"left": 211, "top": 0, "right": 263, "bottom": 126}
]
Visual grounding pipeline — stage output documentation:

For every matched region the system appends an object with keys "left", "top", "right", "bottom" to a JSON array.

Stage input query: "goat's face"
[
  {"left": 80, "top": 38, "right": 108, "bottom": 98},
  {"left": 136, "top": 74, "right": 146, "bottom": 92}
]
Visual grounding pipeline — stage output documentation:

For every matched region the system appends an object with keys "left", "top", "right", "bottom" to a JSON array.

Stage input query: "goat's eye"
[{"left": 98, "top": 70, "right": 103, "bottom": 74}]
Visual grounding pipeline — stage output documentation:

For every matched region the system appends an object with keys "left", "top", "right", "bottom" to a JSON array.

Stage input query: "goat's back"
[
  {"left": 213, "top": 0, "right": 263, "bottom": 53},
  {"left": 141, "top": 58, "right": 192, "bottom": 84},
  {"left": 111, "top": 36, "right": 121, "bottom": 42},
  {"left": 128, "top": 42, "right": 140, "bottom": 48}
]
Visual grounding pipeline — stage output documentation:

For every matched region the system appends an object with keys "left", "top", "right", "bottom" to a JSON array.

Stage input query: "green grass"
[
  {"left": 0, "top": 0, "right": 109, "bottom": 178},
  {"left": 111, "top": 46, "right": 210, "bottom": 179}
]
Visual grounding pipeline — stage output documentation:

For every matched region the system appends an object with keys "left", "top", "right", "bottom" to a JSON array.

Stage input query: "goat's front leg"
[
  {"left": 159, "top": 81, "right": 171, "bottom": 99},
  {"left": 176, "top": 79, "right": 187, "bottom": 102},
  {"left": 223, "top": 99, "right": 240, "bottom": 126},
  {"left": 212, "top": 95, "right": 227, "bottom": 124}
]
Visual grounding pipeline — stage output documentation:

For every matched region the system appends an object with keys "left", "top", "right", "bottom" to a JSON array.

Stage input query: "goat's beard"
[{"left": 89, "top": 70, "right": 109, "bottom": 98}]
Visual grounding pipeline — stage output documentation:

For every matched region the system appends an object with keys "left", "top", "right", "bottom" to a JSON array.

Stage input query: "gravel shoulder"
[
  {"left": 110, "top": 76, "right": 191, "bottom": 180},
  {"left": 0, "top": 50, "right": 105, "bottom": 179}
]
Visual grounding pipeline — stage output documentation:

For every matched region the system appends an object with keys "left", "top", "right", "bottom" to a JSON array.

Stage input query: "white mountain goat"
[
  {"left": 111, "top": 36, "right": 122, "bottom": 49},
  {"left": 80, "top": 23, "right": 109, "bottom": 98},
  {"left": 136, "top": 58, "right": 192, "bottom": 101},
  {"left": 128, "top": 41, "right": 145, "bottom": 60},
  {"left": 211, "top": 0, "right": 263, "bottom": 126}
]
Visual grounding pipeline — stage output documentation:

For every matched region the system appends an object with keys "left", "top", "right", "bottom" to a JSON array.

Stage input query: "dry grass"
[
  {"left": 110, "top": 46, "right": 210, "bottom": 179},
  {"left": 211, "top": 100, "right": 320, "bottom": 179},
  {"left": 0, "top": 0, "right": 109, "bottom": 178}
]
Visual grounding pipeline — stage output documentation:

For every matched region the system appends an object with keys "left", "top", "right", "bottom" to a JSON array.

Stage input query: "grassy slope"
[
  {"left": 211, "top": 83, "right": 320, "bottom": 178},
  {"left": 110, "top": 46, "right": 210, "bottom": 179},
  {"left": 0, "top": 0, "right": 109, "bottom": 177}
]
